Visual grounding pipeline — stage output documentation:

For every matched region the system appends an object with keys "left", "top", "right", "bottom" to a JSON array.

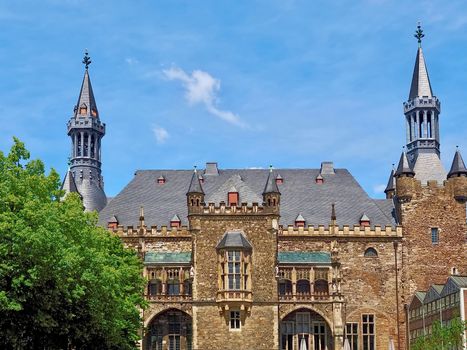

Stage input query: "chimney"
[{"left": 205, "top": 162, "right": 219, "bottom": 176}]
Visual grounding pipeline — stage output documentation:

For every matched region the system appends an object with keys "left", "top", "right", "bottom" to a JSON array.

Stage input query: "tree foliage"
[
  {"left": 411, "top": 317, "right": 467, "bottom": 350},
  {"left": 0, "top": 138, "right": 146, "bottom": 349}
]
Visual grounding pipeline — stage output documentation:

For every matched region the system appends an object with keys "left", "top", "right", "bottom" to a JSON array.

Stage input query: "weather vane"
[
  {"left": 82, "top": 49, "right": 91, "bottom": 69},
  {"left": 414, "top": 22, "right": 424, "bottom": 47}
]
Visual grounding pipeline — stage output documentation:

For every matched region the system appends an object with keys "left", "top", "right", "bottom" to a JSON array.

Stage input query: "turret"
[
  {"left": 395, "top": 151, "right": 416, "bottom": 202},
  {"left": 63, "top": 51, "right": 107, "bottom": 212},
  {"left": 403, "top": 24, "right": 446, "bottom": 184},
  {"left": 447, "top": 149, "right": 467, "bottom": 203},
  {"left": 187, "top": 167, "right": 205, "bottom": 214},
  {"left": 384, "top": 167, "right": 396, "bottom": 199},
  {"left": 262, "top": 166, "right": 280, "bottom": 213}
]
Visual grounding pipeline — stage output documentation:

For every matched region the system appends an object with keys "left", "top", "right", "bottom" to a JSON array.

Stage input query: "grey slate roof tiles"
[
  {"left": 216, "top": 231, "right": 252, "bottom": 250},
  {"left": 98, "top": 167, "right": 397, "bottom": 228},
  {"left": 448, "top": 150, "right": 467, "bottom": 178},
  {"left": 75, "top": 69, "right": 99, "bottom": 118},
  {"left": 395, "top": 152, "right": 415, "bottom": 177},
  {"left": 409, "top": 47, "right": 433, "bottom": 100}
]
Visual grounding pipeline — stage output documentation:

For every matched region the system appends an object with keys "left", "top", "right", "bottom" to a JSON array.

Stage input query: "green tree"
[
  {"left": 0, "top": 138, "right": 146, "bottom": 349},
  {"left": 411, "top": 318, "right": 467, "bottom": 350}
]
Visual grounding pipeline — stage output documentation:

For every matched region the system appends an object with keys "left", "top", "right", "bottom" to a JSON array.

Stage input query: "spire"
[
  {"left": 448, "top": 148, "right": 467, "bottom": 178},
  {"left": 74, "top": 50, "right": 99, "bottom": 118},
  {"left": 409, "top": 24, "right": 433, "bottom": 100},
  {"left": 187, "top": 167, "right": 204, "bottom": 194},
  {"left": 263, "top": 165, "right": 280, "bottom": 194},
  {"left": 384, "top": 167, "right": 395, "bottom": 194},
  {"left": 61, "top": 169, "right": 80, "bottom": 198},
  {"left": 395, "top": 151, "right": 415, "bottom": 177}
]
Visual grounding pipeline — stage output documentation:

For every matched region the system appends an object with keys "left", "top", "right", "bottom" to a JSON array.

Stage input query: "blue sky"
[{"left": 1, "top": 0, "right": 467, "bottom": 198}]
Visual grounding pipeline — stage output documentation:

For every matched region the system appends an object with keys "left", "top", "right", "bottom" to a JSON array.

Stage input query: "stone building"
[{"left": 62, "top": 26, "right": 467, "bottom": 350}]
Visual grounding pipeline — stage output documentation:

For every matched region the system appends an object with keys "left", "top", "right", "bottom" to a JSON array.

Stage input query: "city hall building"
[{"left": 61, "top": 28, "right": 467, "bottom": 350}]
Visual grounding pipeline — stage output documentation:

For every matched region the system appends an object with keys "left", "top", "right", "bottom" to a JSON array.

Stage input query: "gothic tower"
[
  {"left": 403, "top": 24, "right": 446, "bottom": 184},
  {"left": 62, "top": 51, "right": 107, "bottom": 212}
]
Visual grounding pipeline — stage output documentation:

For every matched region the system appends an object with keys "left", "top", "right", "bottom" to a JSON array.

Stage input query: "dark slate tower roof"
[
  {"left": 187, "top": 168, "right": 204, "bottom": 194},
  {"left": 61, "top": 169, "right": 80, "bottom": 197},
  {"left": 263, "top": 167, "right": 280, "bottom": 194},
  {"left": 384, "top": 169, "right": 395, "bottom": 194},
  {"left": 395, "top": 152, "right": 415, "bottom": 177},
  {"left": 409, "top": 46, "right": 433, "bottom": 99},
  {"left": 74, "top": 68, "right": 99, "bottom": 118},
  {"left": 98, "top": 165, "right": 397, "bottom": 228},
  {"left": 448, "top": 150, "right": 467, "bottom": 178},
  {"left": 216, "top": 231, "right": 252, "bottom": 250}
]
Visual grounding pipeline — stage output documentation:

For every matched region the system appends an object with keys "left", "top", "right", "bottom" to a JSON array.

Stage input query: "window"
[
  {"left": 314, "top": 279, "right": 329, "bottom": 295},
  {"left": 364, "top": 247, "right": 378, "bottom": 257},
  {"left": 183, "top": 279, "right": 192, "bottom": 296},
  {"left": 228, "top": 192, "right": 239, "bottom": 206},
  {"left": 431, "top": 228, "right": 439, "bottom": 244},
  {"left": 279, "top": 279, "right": 292, "bottom": 296},
  {"left": 167, "top": 279, "right": 180, "bottom": 295},
  {"left": 362, "top": 314, "right": 375, "bottom": 350},
  {"left": 297, "top": 280, "right": 310, "bottom": 295},
  {"left": 148, "top": 279, "right": 162, "bottom": 296},
  {"left": 281, "top": 322, "right": 294, "bottom": 350},
  {"left": 168, "top": 314, "right": 181, "bottom": 350},
  {"left": 227, "top": 251, "right": 241, "bottom": 290},
  {"left": 345, "top": 323, "right": 358, "bottom": 350},
  {"left": 230, "top": 311, "right": 241, "bottom": 329}
]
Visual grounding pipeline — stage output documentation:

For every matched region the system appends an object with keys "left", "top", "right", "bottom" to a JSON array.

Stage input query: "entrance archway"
[
  {"left": 281, "top": 308, "right": 332, "bottom": 350},
  {"left": 145, "top": 309, "right": 192, "bottom": 350}
]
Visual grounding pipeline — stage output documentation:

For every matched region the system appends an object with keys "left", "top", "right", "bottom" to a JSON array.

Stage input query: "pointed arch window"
[{"left": 364, "top": 247, "right": 378, "bottom": 257}]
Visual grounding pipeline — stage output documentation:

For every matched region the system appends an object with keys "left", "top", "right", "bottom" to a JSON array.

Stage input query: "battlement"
[
  {"left": 194, "top": 201, "right": 276, "bottom": 215},
  {"left": 112, "top": 225, "right": 191, "bottom": 237},
  {"left": 403, "top": 96, "right": 440, "bottom": 112},
  {"left": 67, "top": 116, "right": 105, "bottom": 134},
  {"left": 279, "top": 224, "right": 402, "bottom": 237}
]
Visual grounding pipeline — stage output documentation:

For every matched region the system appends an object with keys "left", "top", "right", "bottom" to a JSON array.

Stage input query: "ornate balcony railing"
[
  {"left": 278, "top": 292, "right": 331, "bottom": 302},
  {"left": 216, "top": 289, "right": 252, "bottom": 302},
  {"left": 145, "top": 293, "right": 192, "bottom": 302}
]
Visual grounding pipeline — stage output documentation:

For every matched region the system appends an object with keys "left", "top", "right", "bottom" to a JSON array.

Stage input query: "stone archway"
[
  {"left": 144, "top": 308, "right": 192, "bottom": 350},
  {"left": 280, "top": 307, "right": 333, "bottom": 350}
]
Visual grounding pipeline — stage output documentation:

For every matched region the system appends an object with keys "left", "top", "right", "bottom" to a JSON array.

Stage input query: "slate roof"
[
  {"left": 448, "top": 150, "right": 467, "bottom": 178},
  {"left": 384, "top": 169, "right": 395, "bottom": 194},
  {"left": 395, "top": 152, "right": 414, "bottom": 177},
  {"left": 278, "top": 251, "right": 331, "bottom": 264},
  {"left": 61, "top": 169, "right": 80, "bottom": 197},
  {"left": 98, "top": 167, "right": 397, "bottom": 228},
  {"left": 412, "top": 153, "right": 446, "bottom": 184},
  {"left": 75, "top": 69, "right": 98, "bottom": 118},
  {"left": 409, "top": 47, "right": 433, "bottom": 100},
  {"left": 144, "top": 252, "right": 191, "bottom": 265},
  {"left": 216, "top": 231, "right": 252, "bottom": 250}
]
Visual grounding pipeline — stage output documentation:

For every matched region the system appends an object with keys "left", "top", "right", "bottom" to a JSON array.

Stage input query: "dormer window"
[
  {"left": 276, "top": 174, "right": 283, "bottom": 185},
  {"left": 228, "top": 186, "right": 239, "bottom": 206},
  {"left": 157, "top": 175, "right": 166, "bottom": 184},
  {"left": 295, "top": 214, "right": 306, "bottom": 227},
  {"left": 360, "top": 214, "right": 370, "bottom": 227},
  {"left": 79, "top": 103, "right": 87, "bottom": 116},
  {"left": 315, "top": 174, "right": 324, "bottom": 184},
  {"left": 107, "top": 215, "right": 118, "bottom": 230},
  {"left": 170, "top": 214, "right": 181, "bottom": 228}
]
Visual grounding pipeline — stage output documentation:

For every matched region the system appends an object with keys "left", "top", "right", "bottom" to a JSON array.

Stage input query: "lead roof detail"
[{"left": 98, "top": 167, "right": 397, "bottom": 228}]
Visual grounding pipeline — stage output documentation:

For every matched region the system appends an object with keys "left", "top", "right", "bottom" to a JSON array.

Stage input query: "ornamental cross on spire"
[
  {"left": 414, "top": 23, "right": 424, "bottom": 47},
  {"left": 82, "top": 50, "right": 91, "bottom": 69}
]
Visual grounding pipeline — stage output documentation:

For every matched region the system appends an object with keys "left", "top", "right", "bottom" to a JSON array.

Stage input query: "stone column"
[
  {"left": 87, "top": 133, "right": 91, "bottom": 157},
  {"left": 333, "top": 302, "right": 344, "bottom": 350},
  {"left": 406, "top": 116, "right": 410, "bottom": 143},
  {"left": 423, "top": 110, "right": 428, "bottom": 138},
  {"left": 80, "top": 131, "right": 84, "bottom": 157}
]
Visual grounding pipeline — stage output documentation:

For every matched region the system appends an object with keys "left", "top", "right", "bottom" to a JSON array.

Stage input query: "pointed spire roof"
[
  {"left": 360, "top": 213, "right": 370, "bottom": 222},
  {"left": 295, "top": 213, "right": 305, "bottom": 222},
  {"left": 395, "top": 151, "right": 415, "bottom": 177},
  {"left": 263, "top": 166, "right": 280, "bottom": 195},
  {"left": 409, "top": 26, "right": 433, "bottom": 100},
  {"left": 384, "top": 168, "right": 396, "bottom": 194},
  {"left": 61, "top": 169, "right": 80, "bottom": 196},
  {"left": 448, "top": 149, "right": 467, "bottom": 178},
  {"left": 74, "top": 52, "right": 99, "bottom": 118},
  {"left": 187, "top": 167, "right": 204, "bottom": 194},
  {"left": 171, "top": 214, "right": 181, "bottom": 222}
]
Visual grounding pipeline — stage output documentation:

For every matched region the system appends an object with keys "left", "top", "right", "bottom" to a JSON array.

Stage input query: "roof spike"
[
  {"left": 74, "top": 53, "right": 99, "bottom": 117},
  {"left": 331, "top": 203, "right": 336, "bottom": 221},
  {"left": 395, "top": 151, "right": 415, "bottom": 177},
  {"left": 409, "top": 24, "right": 433, "bottom": 100},
  {"left": 82, "top": 49, "right": 91, "bottom": 69},
  {"left": 139, "top": 206, "right": 145, "bottom": 226},
  {"left": 263, "top": 166, "right": 280, "bottom": 195},
  {"left": 448, "top": 149, "right": 467, "bottom": 178},
  {"left": 384, "top": 168, "right": 396, "bottom": 194},
  {"left": 187, "top": 166, "right": 204, "bottom": 195}
]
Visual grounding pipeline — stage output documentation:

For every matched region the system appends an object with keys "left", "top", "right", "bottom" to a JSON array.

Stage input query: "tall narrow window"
[
  {"left": 228, "top": 251, "right": 241, "bottom": 290},
  {"left": 362, "top": 314, "right": 375, "bottom": 350},
  {"left": 168, "top": 314, "right": 181, "bottom": 350},
  {"left": 230, "top": 310, "right": 241, "bottom": 329},
  {"left": 281, "top": 322, "right": 294, "bottom": 350},
  {"left": 431, "top": 228, "right": 439, "bottom": 245},
  {"left": 345, "top": 323, "right": 358, "bottom": 350},
  {"left": 167, "top": 279, "right": 180, "bottom": 295}
]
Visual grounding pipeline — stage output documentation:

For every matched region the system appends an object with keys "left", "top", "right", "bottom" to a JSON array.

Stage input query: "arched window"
[
  {"left": 297, "top": 279, "right": 310, "bottom": 295},
  {"left": 314, "top": 279, "right": 329, "bottom": 295},
  {"left": 364, "top": 247, "right": 378, "bottom": 257},
  {"left": 278, "top": 279, "right": 292, "bottom": 296},
  {"left": 183, "top": 279, "right": 192, "bottom": 296},
  {"left": 167, "top": 279, "right": 180, "bottom": 295},
  {"left": 148, "top": 279, "right": 162, "bottom": 296}
]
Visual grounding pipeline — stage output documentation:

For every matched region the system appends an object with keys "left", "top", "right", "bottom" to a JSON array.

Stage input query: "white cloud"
[
  {"left": 153, "top": 126, "right": 169, "bottom": 144},
  {"left": 163, "top": 66, "right": 246, "bottom": 127},
  {"left": 373, "top": 184, "right": 387, "bottom": 194},
  {"left": 125, "top": 57, "right": 139, "bottom": 65}
]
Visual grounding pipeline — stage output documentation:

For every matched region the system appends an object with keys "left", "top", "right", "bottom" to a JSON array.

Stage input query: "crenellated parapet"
[
  {"left": 279, "top": 224, "right": 402, "bottom": 237},
  {"left": 111, "top": 224, "right": 191, "bottom": 238},
  {"left": 200, "top": 201, "right": 270, "bottom": 215}
]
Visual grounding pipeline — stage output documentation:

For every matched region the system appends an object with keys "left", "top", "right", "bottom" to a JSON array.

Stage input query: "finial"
[
  {"left": 82, "top": 49, "right": 91, "bottom": 69},
  {"left": 269, "top": 165, "right": 273, "bottom": 172},
  {"left": 414, "top": 22, "right": 424, "bottom": 47},
  {"left": 456, "top": 145, "right": 459, "bottom": 150},
  {"left": 193, "top": 165, "right": 197, "bottom": 173},
  {"left": 392, "top": 163, "right": 395, "bottom": 171}
]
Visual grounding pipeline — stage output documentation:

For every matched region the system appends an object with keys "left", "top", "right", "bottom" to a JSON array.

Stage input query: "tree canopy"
[
  {"left": 0, "top": 138, "right": 146, "bottom": 349},
  {"left": 411, "top": 318, "right": 467, "bottom": 350}
]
